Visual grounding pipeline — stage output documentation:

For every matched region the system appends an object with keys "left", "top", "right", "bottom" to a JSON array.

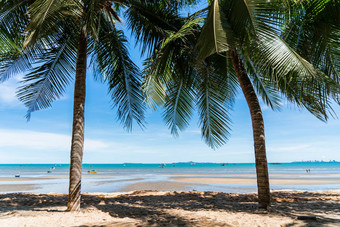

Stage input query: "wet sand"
[
  {"left": 173, "top": 176, "right": 340, "bottom": 185},
  {"left": 0, "top": 184, "right": 42, "bottom": 192},
  {"left": 0, "top": 177, "right": 51, "bottom": 182},
  {"left": 1, "top": 173, "right": 339, "bottom": 193},
  {"left": 172, "top": 173, "right": 340, "bottom": 177},
  {"left": 121, "top": 181, "right": 193, "bottom": 192}
]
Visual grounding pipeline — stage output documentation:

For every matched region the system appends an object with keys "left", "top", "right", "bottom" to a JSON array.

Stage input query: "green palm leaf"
[
  {"left": 124, "top": 0, "right": 181, "bottom": 55},
  {"left": 94, "top": 24, "right": 145, "bottom": 130},
  {"left": 0, "top": 0, "right": 30, "bottom": 32},
  {"left": 163, "top": 78, "right": 195, "bottom": 136},
  {"left": 23, "top": 0, "right": 81, "bottom": 47},
  {"left": 17, "top": 36, "right": 77, "bottom": 119},
  {"left": 282, "top": 0, "right": 339, "bottom": 81},
  {"left": 196, "top": 54, "right": 237, "bottom": 148}
]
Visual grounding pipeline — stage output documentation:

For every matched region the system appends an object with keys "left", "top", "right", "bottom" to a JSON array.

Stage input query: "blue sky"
[
  {"left": 1, "top": 69, "right": 339, "bottom": 164},
  {"left": 0, "top": 3, "right": 339, "bottom": 164}
]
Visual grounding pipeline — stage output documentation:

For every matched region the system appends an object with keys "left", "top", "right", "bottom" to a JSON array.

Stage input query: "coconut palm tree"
[
  {"left": 0, "top": 0, "right": 197, "bottom": 211},
  {"left": 282, "top": 0, "right": 339, "bottom": 85},
  {"left": 144, "top": 0, "right": 339, "bottom": 209}
]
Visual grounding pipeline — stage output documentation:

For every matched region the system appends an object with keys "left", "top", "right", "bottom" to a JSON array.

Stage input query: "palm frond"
[
  {"left": 145, "top": 47, "right": 196, "bottom": 135},
  {"left": 17, "top": 36, "right": 77, "bottom": 120},
  {"left": 0, "top": 31, "right": 28, "bottom": 82},
  {"left": 0, "top": 0, "right": 32, "bottom": 82},
  {"left": 162, "top": 17, "right": 203, "bottom": 47},
  {"left": 23, "top": 0, "right": 81, "bottom": 47},
  {"left": 246, "top": 58, "right": 282, "bottom": 110},
  {"left": 163, "top": 78, "right": 195, "bottom": 136},
  {"left": 94, "top": 23, "right": 145, "bottom": 130},
  {"left": 282, "top": 0, "right": 339, "bottom": 81},
  {"left": 142, "top": 13, "right": 200, "bottom": 135},
  {"left": 195, "top": 0, "right": 229, "bottom": 60},
  {"left": 142, "top": 57, "right": 167, "bottom": 110},
  {"left": 124, "top": 0, "right": 183, "bottom": 55},
  {"left": 0, "top": 0, "right": 30, "bottom": 32},
  {"left": 196, "top": 0, "right": 287, "bottom": 59},
  {"left": 196, "top": 54, "right": 237, "bottom": 149}
]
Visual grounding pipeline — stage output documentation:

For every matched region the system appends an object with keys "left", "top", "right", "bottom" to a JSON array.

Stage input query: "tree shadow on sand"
[{"left": 0, "top": 191, "right": 339, "bottom": 226}]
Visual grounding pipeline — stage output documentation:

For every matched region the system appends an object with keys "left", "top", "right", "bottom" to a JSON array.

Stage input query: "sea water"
[
  {"left": 1, "top": 162, "right": 340, "bottom": 176},
  {"left": 0, "top": 162, "right": 339, "bottom": 193}
]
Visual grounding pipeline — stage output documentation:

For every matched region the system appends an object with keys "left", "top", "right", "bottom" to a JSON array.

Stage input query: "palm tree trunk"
[
  {"left": 67, "top": 31, "right": 87, "bottom": 212},
  {"left": 229, "top": 49, "right": 270, "bottom": 209}
]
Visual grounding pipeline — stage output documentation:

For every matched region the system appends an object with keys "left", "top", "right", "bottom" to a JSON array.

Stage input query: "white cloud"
[
  {"left": 0, "top": 75, "right": 68, "bottom": 108},
  {"left": 0, "top": 128, "right": 163, "bottom": 157},
  {"left": 0, "top": 75, "right": 23, "bottom": 107},
  {"left": 0, "top": 129, "right": 109, "bottom": 151},
  {"left": 271, "top": 144, "right": 311, "bottom": 152}
]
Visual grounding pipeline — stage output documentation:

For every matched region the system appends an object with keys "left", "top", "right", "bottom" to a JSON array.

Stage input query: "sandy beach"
[
  {"left": 1, "top": 174, "right": 339, "bottom": 226},
  {"left": 1, "top": 168, "right": 339, "bottom": 226},
  {"left": 0, "top": 190, "right": 339, "bottom": 226},
  {"left": 173, "top": 176, "right": 340, "bottom": 185},
  {"left": 1, "top": 173, "right": 340, "bottom": 193}
]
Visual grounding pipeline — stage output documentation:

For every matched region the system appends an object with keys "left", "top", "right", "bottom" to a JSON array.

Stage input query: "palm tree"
[
  {"left": 144, "top": 0, "right": 339, "bottom": 209},
  {"left": 0, "top": 0, "right": 197, "bottom": 211},
  {"left": 282, "top": 0, "right": 339, "bottom": 86}
]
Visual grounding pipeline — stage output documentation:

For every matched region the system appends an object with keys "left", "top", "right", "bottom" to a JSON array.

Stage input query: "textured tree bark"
[
  {"left": 67, "top": 31, "right": 87, "bottom": 212},
  {"left": 229, "top": 49, "right": 271, "bottom": 209}
]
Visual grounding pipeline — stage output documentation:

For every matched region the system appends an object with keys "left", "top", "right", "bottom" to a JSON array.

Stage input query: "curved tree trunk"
[
  {"left": 67, "top": 31, "right": 87, "bottom": 212},
  {"left": 229, "top": 49, "right": 270, "bottom": 209}
]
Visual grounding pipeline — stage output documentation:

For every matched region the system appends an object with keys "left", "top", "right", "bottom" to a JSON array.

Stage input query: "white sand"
[{"left": 1, "top": 190, "right": 339, "bottom": 226}]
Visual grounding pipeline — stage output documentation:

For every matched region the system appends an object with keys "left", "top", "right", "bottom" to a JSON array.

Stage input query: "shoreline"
[
  {"left": 173, "top": 176, "right": 340, "bottom": 185},
  {"left": 1, "top": 173, "right": 339, "bottom": 193}
]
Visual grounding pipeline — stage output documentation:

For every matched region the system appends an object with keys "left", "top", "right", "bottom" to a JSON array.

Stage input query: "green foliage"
[
  {"left": 196, "top": 0, "right": 339, "bottom": 121},
  {"left": 144, "top": 0, "right": 339, "bottom": 149},
  {"left": 1, "top": 0, "right": 196, "bottom": 128},
  {"left": 93, "top": 21, "right": 145, "bottom": 130},
  {"left": 0, "top": 0, "right": 32, "bottom": 82},
  {"left": 144, "top": 11, "right": 236, "bottom": 148}
]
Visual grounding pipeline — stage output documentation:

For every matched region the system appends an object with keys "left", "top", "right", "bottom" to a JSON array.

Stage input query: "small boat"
[
  {"left": 88, "top": 170, "right": 98, "bottom": 174},
  {"left": 221, "top": 163, "right": 226, "bottom": 166},
  {"left": 15, "top": 174, "right": 20, "bottom": 178},
  {"left": 47, "top": 170, "right": 52, "bottom": 173}
]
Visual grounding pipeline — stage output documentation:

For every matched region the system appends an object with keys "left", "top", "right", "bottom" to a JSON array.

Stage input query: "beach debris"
[{"left": 297, "top": 215, "right": 317, "bottom": 221}]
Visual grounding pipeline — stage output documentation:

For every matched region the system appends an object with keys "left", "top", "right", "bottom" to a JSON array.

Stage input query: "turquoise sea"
[
  {"left": 1, "top": 162, "right": 340, "bottom": 175},
  {"left": 1, "top": 162, "right": 340, "bottom": 193}
]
